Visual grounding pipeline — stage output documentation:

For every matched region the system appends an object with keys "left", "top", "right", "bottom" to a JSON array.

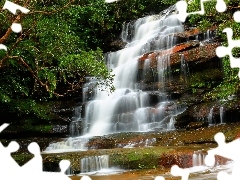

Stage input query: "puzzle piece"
[
  {"left": 2, "top": 0, "right": 30, "bottom": 33},
  {"left": 233, "top": 11, "right": 240, "bottom": 23},
  {"left": 154, "top": 132, "right": 240, "bottom": 180},
  {"left": 0, "top": 0, "right": 30, "bottom": 51},
  {"left": 154, "top": 176, "right": 165, "bottom": 180},
  {"left": 171, "top": 165, "right": 190, "bottom": 180},
  {"left": 205, "top": 132, "right": 240, "bottom": 179},
  {"left": 0, "top": 124, "right": 20, "bottom": 176},
  {"left": 176, "top": 0, "right": 240, "bottom": 78},
  {"left": 154, "top": 165, "right": 190, "bottom": 180},
  {"left": 0, "top": 123, "right": 72, "bottom": 180},
  {"left": 215, "top": 28, "right": 240, "bottom": 78},
  {"left": 0, "top": 141, "right": 20, "bottom": 176},
  {"left": 3, "top": 0, "right": 30, "bottom": 15},
  {"left": 81, "top": 175, "right": 92, "bottom": 180},
  {"left": 1, "top": 0, "right": 240, "bottom": 179},
  {"left": 19, "top": 144, "right": 72, "bottom": 179},
  {"left": 0, "top": 123, "right": 9, "bottom": 132},
  {"left": 217, "top": 171, "right": 233, "bottom": 180},
  {"left": 176, "top": 0, "right": 227, "bottom": 22},
  {"left": 105, "top": 0, "right": 117, "bottom": 2},
  {"left": 21, "top": 142, "right": 42, "bottom": 173}
]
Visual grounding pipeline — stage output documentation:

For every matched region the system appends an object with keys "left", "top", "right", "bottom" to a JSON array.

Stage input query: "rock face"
[
  {"left": 49, "top": 101, "right": 76, "bottom": 134},
  {"left": 74, "top": 5, "right": 239, "bottom": 135},
  {"left": 40, "top": 123, "right": 240, "bottom": 173},
  {"left": 132, "top": 30, "right": 225, "bottom": 129},
  {"left": 129, "top": 25, "right": 237, "bottom": 129}
]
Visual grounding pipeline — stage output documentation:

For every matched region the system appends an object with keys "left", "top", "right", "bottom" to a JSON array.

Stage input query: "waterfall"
[
  {"left": 43, "top": 4, "right": 219, "bottom": 153},
  {"left": 208, "top": 108, "right": 214, "bottom": 125},
  {"left": 180, "top": 54, "right": 189, "bottom": 84},
  {"left": 192, "top": 150, "right": 206, "bottom": 167},
  {"left": 196, "top": 29, "right": 216, "bottom": 42},
  {"left": 167, "top": 116, "right": 175, "bottom": 130},
  {"left": 82, "top": 5, "right": 185, "bottom": 136},
  {"left": 220, "top": 106, "right": 224, "bottom": 124},
  {"left": 80, "top": 155, "right": 109, "bottom": 173},
  {"left": 43, "top": 137, "right": 89, "bottom": 152},
  {"left": 70, "top": 106, "right": 83, "bottom": 137}
]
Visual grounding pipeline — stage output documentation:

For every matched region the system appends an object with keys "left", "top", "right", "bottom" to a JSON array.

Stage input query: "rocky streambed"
[{"left": 2, "top": 122, "right": 240, "bottom": 179}]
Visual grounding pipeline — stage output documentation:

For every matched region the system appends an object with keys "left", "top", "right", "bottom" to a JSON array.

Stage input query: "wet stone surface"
[{"left": 1, "top": 123, "right": 239, "bottom": 175}]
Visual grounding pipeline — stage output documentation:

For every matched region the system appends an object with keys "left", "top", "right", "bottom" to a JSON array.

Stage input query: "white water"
[
  {"left": 220, "top": 106, "right": 224, "bottom": 124},
  {"left": 82, "top": 5, "right": 185, "bottom": 136},
  {"left": 180, "top": 54, "right": 189, "bottom": 83},
  {"left": 192, "top": 150, "right": 206, "bottom": 167},
  {"left": 44, "top": 5, "right": 187, "bottom": 154},
  {"left": 208, "top": 108, "right": 214, "bottom": 125},
  {"left": 81, "top": 155, "right": 109, "bottom": 173},
  {"left": 43, "top": 137, "right": 89, "bottom": 153}
]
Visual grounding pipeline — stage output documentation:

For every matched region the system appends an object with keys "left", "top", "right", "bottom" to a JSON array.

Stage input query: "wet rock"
[
  {"left": 52, "top": 125, "right": 68, "bottom": 134},
  {"left": 86, "top": 136, "right": 116, "bottom": 149},
  {"left": 222, "top": 98, "right": 240, "bottom": 123},
  {"left": 138, "top": 42, "right": 220, "bottom": 70},
  {"left": 178, "top": 97, "right": 240, "bottom": 127},
  {"left": 174, "top": 109, "right": 194, "bottom": 129},
  {"left": 186, "top": 122, "right": 208, "bottom": 130},
  {"left": 69, "top": 120, "right": 83, "bottom": 137},
  {"left": 159, "top": 151, "right": 193, "bottom": 168},
  {"left": 113, "top": 96, "right": 139, "bottom": 114},
  {"left": 109, "top": 39, "right": 127, "bottom": 51},
  {"left": 116, "top": 119, "right": 139, "bottom": 132},
  {"left": 43, "top": 161, "right": 61, "bottom": 172},
  {"left": 138, "top": 40, "right": 200, "bottom": 66},
  {"left": 51, "top": 101, "right": 76, "bottom": 124}
]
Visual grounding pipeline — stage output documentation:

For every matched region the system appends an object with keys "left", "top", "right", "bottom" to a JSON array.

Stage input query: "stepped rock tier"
[
  {"left": 43, "top": 3, "right": 240, "bottom": 154},
  {"left": 76, "top": 4, "right": 223, "bottom": 137}
]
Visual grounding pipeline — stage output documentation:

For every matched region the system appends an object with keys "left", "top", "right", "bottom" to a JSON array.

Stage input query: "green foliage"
[
  {"left": 59, "top": 48, "right": 115, "bottom": 92},
  {"left": 190, "top": 69, "right": 223, "bottom": 93},
  {"left": 205, "top": 57, "right": 239, "bottom": 100},
  {"left": 66, "top": 0, "right": 116, "bottom": 51},
  {"left": 0, "top": 99, "right": 51, "bottom": 132},
  {"left": 110, "top": 147, "right": 169, "bottom": 169},
  {"left": 0, "top": 67, "right": 31, "bottom": 102},
  {"left": 1, "top": 0, "right": 120, "bottom": 94},
  {"left": 1, "top": 0, "right": 171, "bottom": 102},
  {"left": 0, "top": 0, "right": 117, "bottom": 131},
  {"left": 3, "top": 0, "right": 239, "bottom": 131},
  {"left": 186, "top": 0, "right": 240, "bottom": 100},
  {"left": 160, "top": 0, "right": 178, "bottom": 6}
]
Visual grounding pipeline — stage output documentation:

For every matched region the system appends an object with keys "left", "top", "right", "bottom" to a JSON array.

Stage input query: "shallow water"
[
  {"left": 70, "top": 169, "right": 173, "bottom": 180},
  {"left": 70, "top": 163, "right": 233, "bottom": 180}
]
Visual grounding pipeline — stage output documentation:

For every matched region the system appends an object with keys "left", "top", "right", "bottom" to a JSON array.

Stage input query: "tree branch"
[
  {"left": 29, "top": 0, "right": 74, "bottom": 15},
  {"left": 0, "top": 14, "right": 21, "bottom": 44},
  {"left": 8, "top": 55, "right": 64, "bottom": 97}
]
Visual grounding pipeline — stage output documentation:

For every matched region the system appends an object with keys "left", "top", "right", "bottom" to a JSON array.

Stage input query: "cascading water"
[
  {"left": 180, "top": 54, "right": 189, "bottom": 84},
  {"left": 80, "top": 155, "right": 109, "bottom": 173},
  {"left": 44, "top": 4, "right": 187, "bottom": 153},
  {"left": 192, "top": 150, "right": 206, "bottom": 167},
  {"left": 220, "top": 106, "right": 224, "bottom": 124},
  {"left": 83, "top": 5, "right": 186, "bottom": 136},
  {"left": 69, "top": 106, "right": 83, "bottom": 137},
  {"left": 208, "top": 108, "right": 214, "bottom": 125}
]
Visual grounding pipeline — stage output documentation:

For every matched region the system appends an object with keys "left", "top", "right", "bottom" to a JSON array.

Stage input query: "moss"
[
  {"left": 0, "top": 100, "right": 53, "bottom": 133},
  {"left": 109, "top": 147, "right": 172, "bottom": 169},
  {"left": 12, "top": 154, "right": 34, "bottom": 166},
  {"left": 189, "top": 68, "right": 223, "bottom": 93},
  {"left": 8, "top": 123, "right": 240, "bottom": 173}
]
